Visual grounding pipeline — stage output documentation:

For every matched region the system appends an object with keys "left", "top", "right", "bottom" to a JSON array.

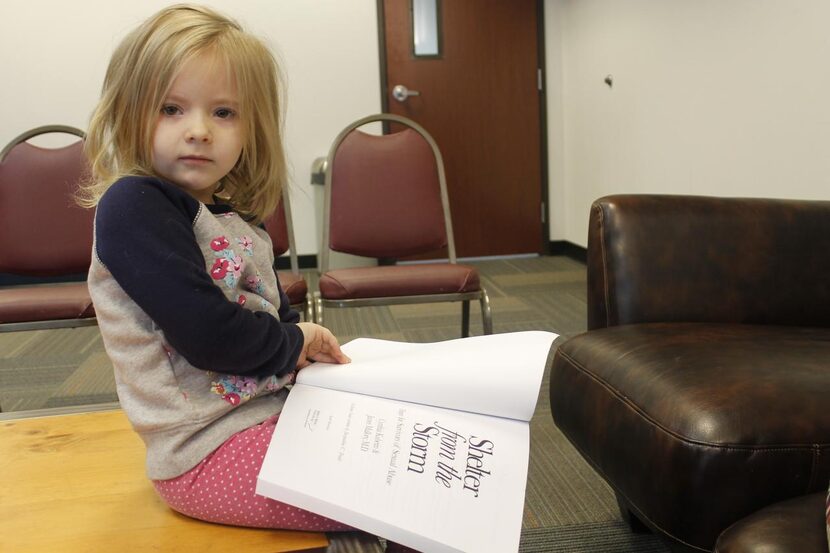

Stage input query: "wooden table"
[{"left": 0, "top": 409, "right": 328, "bottom": 553}]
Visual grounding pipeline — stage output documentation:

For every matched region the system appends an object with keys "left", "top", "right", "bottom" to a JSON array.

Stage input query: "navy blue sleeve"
[{"left": 94, "top": 177, "right": 304, "bottom": 378}]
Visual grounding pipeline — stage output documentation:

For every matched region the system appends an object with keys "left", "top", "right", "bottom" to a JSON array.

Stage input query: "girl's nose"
[{"left": 185, "top": 115, "right": 212, "bottom": 143}]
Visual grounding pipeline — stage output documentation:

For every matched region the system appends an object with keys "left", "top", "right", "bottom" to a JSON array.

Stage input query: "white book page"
[
  {"left": 297, "top": 331, "right": 557, "bottom": 421},
  {"left": 257, "top": 384, "right": 529, "bottom": 553}
]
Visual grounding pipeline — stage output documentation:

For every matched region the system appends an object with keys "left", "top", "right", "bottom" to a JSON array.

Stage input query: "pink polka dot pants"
[{"left": 153, "top": 414, "right": 352, "bottom": 531}]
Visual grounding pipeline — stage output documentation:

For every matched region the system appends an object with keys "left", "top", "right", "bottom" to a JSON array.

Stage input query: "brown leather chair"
[
  {"left": 263, "top": 194, "right": 312, "bottom": 321},
  {"left": 550, "top": 195, "right": 830, "bottom": 552},
  {"left": 0, "top": 125, "right": 96, "bottom": 333},
  {"left": 314, "top": 114, "right": 492, "bottom": 336}
]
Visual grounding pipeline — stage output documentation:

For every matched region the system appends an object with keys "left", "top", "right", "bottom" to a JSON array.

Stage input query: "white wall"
[
  {"left": 547, "top": 0, "right": 830, "bottom": 247},
  {"left": 544, "top": 0, "right": 567, "bottom": 242},
  {"left": 6, "top": 1, "right": 830, "bottom": 254},
  {"left": 0, "top": 0, "right": 381, "bottom": 255}
]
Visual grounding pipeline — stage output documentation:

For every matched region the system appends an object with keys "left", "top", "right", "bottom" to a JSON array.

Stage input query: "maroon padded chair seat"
[
  {"left": 0, "top": 283, "right": 95, "bottom": 323},
  {"left": 277, "top": 272, "right": 308, "bottom": 307},
  {"left": 715, "top": 492, "right": 827, "bottom": 553},
  {"left": 318, "top": 264, "right": 480, "bottom": 301}
]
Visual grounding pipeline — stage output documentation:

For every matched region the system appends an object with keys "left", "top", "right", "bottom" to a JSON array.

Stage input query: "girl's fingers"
[
  {"left": 327, "top": 345, "right": 351, "bottom": 364},
  {"left": 310, "top": 348, "right": 351, "bottom": 364},
  {"left": 320, "top": 332, "right": 350, "bottom": 363},
  {"left": 296, "top": 322, "right": 350, "bottom": 366}
]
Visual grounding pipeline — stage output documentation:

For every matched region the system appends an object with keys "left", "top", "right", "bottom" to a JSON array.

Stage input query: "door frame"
[{"left": 375, "top": 0, "right": 551, "bottom": 256}]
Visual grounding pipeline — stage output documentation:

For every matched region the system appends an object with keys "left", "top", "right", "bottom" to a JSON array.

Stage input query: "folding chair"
[
  {"left": 314, "top": 113, "right": 492, "bottom": 337},
  {"left": 263, "top": 193, "right": 312, "bottom": 321},
  {"left": 0, "top": 125, "right": 96, "bottom": 332}
]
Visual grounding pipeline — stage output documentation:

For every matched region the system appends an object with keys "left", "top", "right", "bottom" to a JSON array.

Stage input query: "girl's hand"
[{"left": 296, "top": 322, "right": 351, "bottom": 369}]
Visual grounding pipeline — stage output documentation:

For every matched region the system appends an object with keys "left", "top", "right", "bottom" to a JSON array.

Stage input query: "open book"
[{"left": 256, "top": 331, "right": 557, "bottom": 553}]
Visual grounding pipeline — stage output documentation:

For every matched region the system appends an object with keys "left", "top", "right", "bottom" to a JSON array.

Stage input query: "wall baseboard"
[
  {"left": 0, "top": 273, "right": 87, "bottom": 287},
  {"left": 549, "top": 241, "right": 587, "bottom": 263},
  {"left": 274, "top": 255, "right": 318, "bottom": 271},
  {"left": 1, "top": 249, "right": 582, "bottom": 286}
]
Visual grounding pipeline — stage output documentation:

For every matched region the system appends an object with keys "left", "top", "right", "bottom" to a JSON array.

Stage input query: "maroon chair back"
[
  {"left": 328, "top": 128, "right": 447, "bottom": 258},
  {"left": 263, "top": 198, "right": 290, "bottom": 257},
  {"left": 314, "top": 114, "right": 493, "bottom": 336},
  {"left": 262, "top": 195, "right": 310, "bottom": 317},
  {"left": 0, "top": 137, "right": 92, "bottom": 276}
]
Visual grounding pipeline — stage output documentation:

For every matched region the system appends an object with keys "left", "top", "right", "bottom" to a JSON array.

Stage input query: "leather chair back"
[{"left": 587, "top": 195, "right": 830, "bottom": 330}]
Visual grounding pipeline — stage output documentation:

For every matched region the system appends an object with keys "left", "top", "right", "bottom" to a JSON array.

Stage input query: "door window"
[{"left": 411, "top": 0, "right": 441, "bottom": 58}]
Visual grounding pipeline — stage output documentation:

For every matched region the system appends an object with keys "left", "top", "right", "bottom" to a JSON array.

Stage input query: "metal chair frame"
[
  {"left": 0, "top": 124, "right": 85, "bottom": 160},
  {"left": 1, "top": 315, "right": 99, "bottom": 334},
  {"left": 314, "top": 113, "right": 492, "bottom": 336},
  {"left": 272, "top": 191, "right": 314, "bottom": 321}
]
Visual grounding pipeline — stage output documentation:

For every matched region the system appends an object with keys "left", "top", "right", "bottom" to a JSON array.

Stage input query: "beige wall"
[
  {"left": 0, "top": 0, "right": 381, "bottom": 255},
  {"left": 4, "top": 1, "right": 830, "bottom": 253},
  {"left": 546, "top": 0, "right": 830, "bottom": 246}
]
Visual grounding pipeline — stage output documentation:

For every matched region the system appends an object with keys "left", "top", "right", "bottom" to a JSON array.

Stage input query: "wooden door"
[{"left": 381, "top": 0, "right": 545, "bottom": 258}]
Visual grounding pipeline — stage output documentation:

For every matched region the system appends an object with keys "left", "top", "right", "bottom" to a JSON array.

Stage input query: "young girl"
[{"left": 80, "top": 2, "right": 369, "bottom": 540}]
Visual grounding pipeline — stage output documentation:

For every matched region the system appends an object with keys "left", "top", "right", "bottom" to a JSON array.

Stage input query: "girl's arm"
[{"left": 94, "top": 177, "right": 304, "bottom": 378}]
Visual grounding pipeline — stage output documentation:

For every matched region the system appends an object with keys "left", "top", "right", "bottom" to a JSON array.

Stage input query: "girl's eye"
[
  {"left": 161, "top": 105, "right": 181, "bottom": 116},
  {"left": 215, "top": 108, "right": 235, "bottom": 119}
]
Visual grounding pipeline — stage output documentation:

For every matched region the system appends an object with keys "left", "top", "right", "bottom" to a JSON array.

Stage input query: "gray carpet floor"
[{"left": 0, "top": 256, "right": 670, "bottom": 552}]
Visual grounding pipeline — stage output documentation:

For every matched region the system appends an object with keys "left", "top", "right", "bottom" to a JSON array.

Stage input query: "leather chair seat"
[
  {"left": 277, "top": 272, "right": 308, "bottom": 307},
  {"left": 0, "top": 282, "right": 95, "bottom": 323},
  {"left": 552, "top": 322, "right": 830, "bottom": 550},
  {"left": 318, "top": 263, "right": 480, "bottom": 300},
  {"left": 715, "top": 492, "right": 827, "bottom": 553}
]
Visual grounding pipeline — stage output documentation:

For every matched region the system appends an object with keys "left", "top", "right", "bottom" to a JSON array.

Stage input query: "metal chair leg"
[
  {"left": 313, "top": 292, "right": 323, "bottom": 326},
  {"left": 479, "top": 288, "right": 493, "bottom": 335},
  {"left": 461, "top": 300, "right": 471, "bottom": 338},
  {"left": 304, "top": 293, "right": 314, "bottom": 322}
]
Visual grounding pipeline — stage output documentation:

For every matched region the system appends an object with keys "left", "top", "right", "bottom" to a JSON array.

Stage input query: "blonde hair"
[{"left": 79, "top": 4, "right": 286, "bottom": 223}]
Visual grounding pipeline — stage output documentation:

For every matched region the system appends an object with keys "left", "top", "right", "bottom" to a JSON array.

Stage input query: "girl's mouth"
[{"left": 179, "top": 155, "right": 212, "bottom": 164}]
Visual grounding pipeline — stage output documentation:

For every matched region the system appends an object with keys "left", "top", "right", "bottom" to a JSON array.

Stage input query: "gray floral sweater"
[{"left": 88, "top": 177, "right": 304, "bottom": 479}]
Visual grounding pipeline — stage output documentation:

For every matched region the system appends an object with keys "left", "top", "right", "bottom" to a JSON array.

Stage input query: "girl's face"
[{"left": 152, "top": 52, "right": 243, "bottom": 204}]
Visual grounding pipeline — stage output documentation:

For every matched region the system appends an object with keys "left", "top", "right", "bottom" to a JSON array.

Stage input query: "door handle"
[{"left": 392, "top": 84, "right": 420, "bottom": 102}]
